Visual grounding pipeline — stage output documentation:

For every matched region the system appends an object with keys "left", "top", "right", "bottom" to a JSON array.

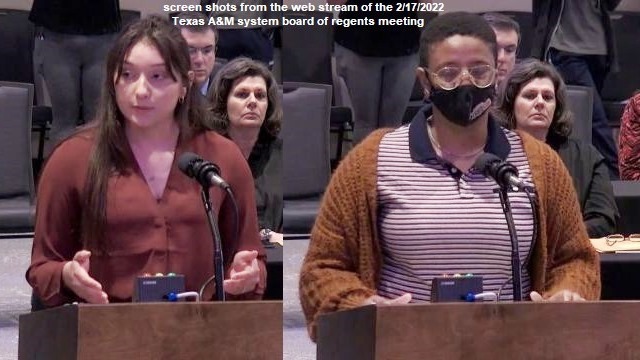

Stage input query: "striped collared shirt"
[{"left": 376, "top": 111, "right": 535, "bottom": 302}]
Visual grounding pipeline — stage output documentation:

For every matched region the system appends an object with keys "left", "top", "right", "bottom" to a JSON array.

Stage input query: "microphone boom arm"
[
  {"left": 495, "top": 186, "right": 523, "bottom": 301},
  {"left": 201, "top": 188, "right": 226, "bottom": 301}
]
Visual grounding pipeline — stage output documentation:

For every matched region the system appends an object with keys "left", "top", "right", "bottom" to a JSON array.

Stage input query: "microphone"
[
  {"left": 475, "top": 152, "right": 526, "bottom": 301},
  {"left": 178, "top": 152, "right": 230, "bottom": 190},
  {"left": 474, "top": 153, "right": 528, "bottom": 191}
]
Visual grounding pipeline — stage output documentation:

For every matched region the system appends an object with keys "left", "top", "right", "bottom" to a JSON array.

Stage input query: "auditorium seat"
[
  {"left": 281, "top": 82, "right": 332, "bottom": 237},
  {"left": 402, "top": 79, "right": 424, "bottom": 125},
  {"left": 611, "top": 181, "right": 640, "bottom": 235},
  {"left": 601, "top": 11, "right": 640, "bottom": 141},
  {"left": 0, "top": 82, "right": 36, "bottom": 238},
  {"left": 281, "top": 11, "right": 353, "bottom": 165},
  {"left": 0, "top": 9, "right": 52, "bottom": 176},
  {"left": 602, "top": 12, "right": 640, "bottom": 103},
  {"left": 565, "top": 85, "right": 594, "bottom": 145}
]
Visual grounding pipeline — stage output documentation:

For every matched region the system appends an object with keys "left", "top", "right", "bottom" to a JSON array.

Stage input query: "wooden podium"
[
  {"left": 317, "top": 301, "right": 640, "bottom": 360},
  {"left": 19, "top": 301, "right": 282, "bottom": 360}
]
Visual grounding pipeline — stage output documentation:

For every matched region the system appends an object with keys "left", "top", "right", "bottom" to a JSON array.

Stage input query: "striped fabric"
[{"left": 376, "top": 125, "right": 535, "bottom": 302}]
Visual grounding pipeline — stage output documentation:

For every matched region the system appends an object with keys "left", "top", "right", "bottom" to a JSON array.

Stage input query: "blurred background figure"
[
  {"left": 29, "top": 0, "right": 121, "bottom": 145},
  {"left": 330, "top": 0, "right": 420, "bottom": 143},
  {"left": 483, "top": 12, "right": 520, "bottom": 88},
  {"left": 531, "top": 0, "right": 622, "bottom": 178},
  {"left": 209, "top": 57, "right": 283, "bottom": 245},
  {"left": 496, "top": 58, "right": 618, "bottom": 238},
  {"left": 202, "top": 0, "right": 276, "bottom": 67}
]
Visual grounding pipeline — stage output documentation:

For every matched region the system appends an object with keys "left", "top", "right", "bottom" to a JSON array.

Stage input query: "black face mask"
[{"left": 430, "top": 85, "right": 495, "bottom": 127}]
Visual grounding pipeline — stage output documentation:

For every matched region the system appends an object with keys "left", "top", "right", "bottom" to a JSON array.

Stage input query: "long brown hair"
[
  {"left": 207, "top": 57, "right": 282, "bottom": 140},
  {"left": 82, "top": 15, "right": 211, "bottom": 253},
  {"left": 495, "top": 58, "right": 573, "bottom": 147}
]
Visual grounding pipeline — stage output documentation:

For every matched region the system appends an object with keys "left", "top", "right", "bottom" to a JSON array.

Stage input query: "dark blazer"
[
  {"left": 249, "top": 136, "right": 282, "bottom": 232},
  {"left": 555, "top": 137, "right": 619, "bottom": 237}
]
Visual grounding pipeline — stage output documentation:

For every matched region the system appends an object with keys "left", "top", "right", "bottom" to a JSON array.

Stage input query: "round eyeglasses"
[{"left": 425, "top": 64, "right": 496, "bottom": 90}]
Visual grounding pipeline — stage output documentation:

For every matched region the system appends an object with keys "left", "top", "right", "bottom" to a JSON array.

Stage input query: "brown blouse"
[{"left": 27, "top": 129, "right": 266, "bottom": 306}]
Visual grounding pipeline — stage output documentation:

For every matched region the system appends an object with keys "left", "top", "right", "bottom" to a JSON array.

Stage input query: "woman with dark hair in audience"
[
  {"left": 618, "top": 91, "right": 640, "bottom": 180},
  {"left": 496, "top": 58, "right": 618, "bottom": 238},
  {"left": 208, "top": 57, "right": 283, "bottom": 245},
  {"left": 27, "top": 16, "right": 266, "bottom": 307}
]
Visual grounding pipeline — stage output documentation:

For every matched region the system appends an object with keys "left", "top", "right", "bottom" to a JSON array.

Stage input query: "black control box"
[
  {"left": 133, "top": 274, "right": 186, "bottom": 302},
  {"left": 431, "top": 275, "right": 483, "bottom": 302}
]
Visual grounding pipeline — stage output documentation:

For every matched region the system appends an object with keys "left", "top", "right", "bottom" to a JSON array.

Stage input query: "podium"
[
  {"left": 19, "top": 301, "right": 282, "bottom": 360},
  {"left": 317, "top": 302, "right": 640, "bottom": 360}
]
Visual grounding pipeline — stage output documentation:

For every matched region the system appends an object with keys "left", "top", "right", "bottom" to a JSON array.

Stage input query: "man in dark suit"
[{"left": 175, "top": 12, "right": 218, "bottom": 95}]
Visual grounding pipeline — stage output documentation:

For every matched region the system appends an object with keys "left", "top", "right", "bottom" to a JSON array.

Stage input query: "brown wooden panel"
[
  {"left": 318, "top": 301, "right": 640, "bottom": 360},
  {"left": 19, "top": 301, "right": 283, "bottom": 360},
  {"left": 19, "top": 305, "right": 79, "bottom": 360}
]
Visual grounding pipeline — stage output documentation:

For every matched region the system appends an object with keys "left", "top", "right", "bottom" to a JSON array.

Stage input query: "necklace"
[{"left": 426, "top": 123, "right": 485, "bottom": 159}]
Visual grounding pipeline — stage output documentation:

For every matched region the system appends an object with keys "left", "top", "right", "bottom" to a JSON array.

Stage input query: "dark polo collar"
[{"left": 408, "top": 104, "right": 511, "bottom": 163}]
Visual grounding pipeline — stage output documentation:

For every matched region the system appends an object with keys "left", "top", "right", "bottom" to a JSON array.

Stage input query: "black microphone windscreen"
[
  {"left": 474, "top": 152, "right": 501, "bottom": 174},
  {"left": 177, "top": 152, "right": 201, "bottom": 177}
]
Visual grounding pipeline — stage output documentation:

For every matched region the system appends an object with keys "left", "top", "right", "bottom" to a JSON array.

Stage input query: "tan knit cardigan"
[{"left": 299, "top": 128, "right": 601, "bottom": 341}]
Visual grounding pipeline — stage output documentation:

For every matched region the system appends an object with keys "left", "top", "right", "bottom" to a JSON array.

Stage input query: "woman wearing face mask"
[
  {"left": 299, "top": 12, "right": 600, "bottom": 341},
  {"left": 27, "top": 16, "right": 266, "bottom": 307},
  {"left": 208, "top": 57, "right": 283, "bottom": 245},
  {"left": 496, "top": 59, "right": 618, "bottom": 238}
]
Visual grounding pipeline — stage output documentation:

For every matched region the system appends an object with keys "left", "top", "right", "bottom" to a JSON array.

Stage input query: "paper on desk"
[{"left": 590, "top": 237, "right": 640, "bottom": 253}]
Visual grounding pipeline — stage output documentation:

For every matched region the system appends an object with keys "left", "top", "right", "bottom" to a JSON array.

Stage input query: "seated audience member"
[
  {"left": 482, "top": 12, "right": 520, "bottom": 88},
  {"left": 618, "top": 92, "right": 640, "bottom": 180},
  {"left": 496, "top": 59, "right": 618, "bottom": 238},
  {"left": 299, "top": 12, "right": 600, "bottom": 341},
  {"left": 175, "top": 12, "right": 218, "bottom": 95},
  {"left": 27, "top": 16, "right": 266, "bottom": 307},
  {"left": 208, "top": 57, "right": 283, "bottom": 245}
]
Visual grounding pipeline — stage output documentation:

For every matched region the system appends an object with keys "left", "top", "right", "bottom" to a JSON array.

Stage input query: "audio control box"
[
  {"left": 431, "top": 275, "right": 483, "bottom": 302},
  {"left": 133, "top": 274, "right": 185, "bottom": 302}
]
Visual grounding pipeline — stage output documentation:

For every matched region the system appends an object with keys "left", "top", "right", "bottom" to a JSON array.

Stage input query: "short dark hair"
[
  {"left": 495, "top": 58, "right": 573, "bottom": 146},
  {"left": 207, "top": 57, "right": 282, "bottom": 139},
  {"left": 419, "top": 12, "right": 497, "bottom": 68},
  {"left": 482, "top": 12, "right": 521, "bottom": 45},
  {"left": 174, "top": 11, "right": 217, "bottom": 41}
]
